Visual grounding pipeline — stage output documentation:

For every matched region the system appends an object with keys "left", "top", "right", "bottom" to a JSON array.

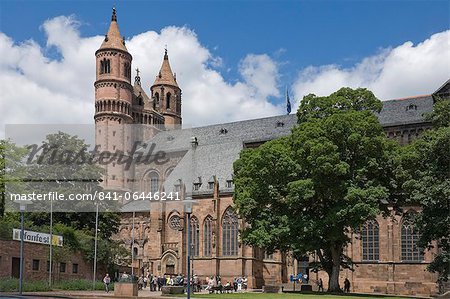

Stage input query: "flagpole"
[
  {"left": 93, "top": 202, "right": 99, "bottom": 290},
  {"left": 286, "top": 86, "right": 292, "bottom": 115},
  {"left": 131, "top": 211, "right": 135, "bottom": 277},
  {"left": 49, "top": 199, "right": 53, "bottom": 287}
]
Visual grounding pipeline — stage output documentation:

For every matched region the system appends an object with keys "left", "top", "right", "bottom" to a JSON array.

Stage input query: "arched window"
[
  {"left": 100, "top": 58, "right": 111, "bottom": 74},
  {"left": 190, "top": 216, "right": 199, "bottom": 257},
  {"left": 166, "top": 93, "right": 171, "bottom": 109},
  {"left": 401, "top": 214, "right": 424, "bottom": 261},
  {"left": 124, "top": 62, "right": 131, "bottom": 78},
  {"left": 148, "top": 172, "right": 159, "bottom": 193},
  {"left": 361, "top": 220, "right": 379, "bottom": 261},
  {"left": 204, "top": 216, "right": 213, "bottom": 256},
  {"left": 133, "top": 247, "right": 138, "bottom": 259},
  {"left": 222, "top": 207, "right": 238, "bottom": 256},
  {"left": 154, "top": 92, "right": 159, "bottom": 109}
]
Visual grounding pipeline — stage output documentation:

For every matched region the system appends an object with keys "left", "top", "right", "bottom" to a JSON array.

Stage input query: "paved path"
[{"left": 14, "top": 290, "right": 180, "bottom": 298}]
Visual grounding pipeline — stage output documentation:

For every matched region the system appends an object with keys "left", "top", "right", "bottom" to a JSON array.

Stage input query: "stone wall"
[{"left": 0, "top": 239, "right": 93, "bottom": 281}]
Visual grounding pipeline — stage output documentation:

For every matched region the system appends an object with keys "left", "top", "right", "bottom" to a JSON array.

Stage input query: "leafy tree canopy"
[
  {"left": 399, "top": 101, "right": 450, "bottom": 281},
  {"left": 234, "top": 88, "right": 398, "bottom": 292}
]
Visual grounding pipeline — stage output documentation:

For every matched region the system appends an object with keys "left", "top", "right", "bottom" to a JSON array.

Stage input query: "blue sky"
[
  {"left": 1, "top": 0, "right": 448, "bottom": 84},
  {"left": 0, "top": 0, "right": 449, "bottom": 134}
]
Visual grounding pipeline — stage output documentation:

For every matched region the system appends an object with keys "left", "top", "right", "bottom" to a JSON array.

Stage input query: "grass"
[
  {"left": 184, "top": 293, "right": 411, "bottom": 299},
  {"left": 0, "top": 278, "right": 112, "bottom": 292}
]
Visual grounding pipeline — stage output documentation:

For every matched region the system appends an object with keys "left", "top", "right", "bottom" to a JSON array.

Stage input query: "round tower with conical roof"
[
  {"left": 151, "top": 49, "right": 182, "bottom": 126},
  {"left": 94, "top": 8, "right": 133, "bottom": 191}
]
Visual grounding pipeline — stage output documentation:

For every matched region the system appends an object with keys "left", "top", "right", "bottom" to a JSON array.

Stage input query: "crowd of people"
[
  {"left": 205, "top": 275, "right": 248, "bottom": 293},
  {"left": 134, "top": 273, "right": 202, "bottom": 292},
  {"left": 104, "top": 272, "right": 351, "bottom": 293}
]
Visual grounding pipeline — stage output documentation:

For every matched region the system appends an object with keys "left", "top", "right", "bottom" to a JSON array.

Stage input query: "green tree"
[
  {"left": 234, "top": 88, "right": 398, "bottom": 292},
  {"left": 21, "top": 131, "right": 120, "bottom": 238},
  {"left": 0, "top": 140, "right": 29, "bottom": 217},
  {"left": 399, "top": 99, "right": 450, "bottom": 284}
]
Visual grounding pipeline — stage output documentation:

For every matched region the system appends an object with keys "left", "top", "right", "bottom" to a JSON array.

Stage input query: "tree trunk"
[{"left": 328, "top": 245, "right": 342, "bottom": 292}]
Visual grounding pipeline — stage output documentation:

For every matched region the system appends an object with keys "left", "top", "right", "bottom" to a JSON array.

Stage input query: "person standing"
[
  {"left": 143, "top": 274, "right": 148, "bottom": 289},
  {"left": 233, "top": 277, "right": 238, "bottom": 292},
  {"left": 237, "top": 276, "right": 243, "bottom": 292},
  {"left": 103, "top": 273, "right": 111, "bottom": 293},
  {"left": 344, "top": 278, "right": 351, "bottom": 293},
  {"left": 152, "top": 275, "right": 158, "bottom": 291},
  {"left": 242, "top": 276, "right": 248, "bottom": 290}
]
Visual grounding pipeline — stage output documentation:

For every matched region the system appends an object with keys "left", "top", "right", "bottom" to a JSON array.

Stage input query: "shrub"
[
  {"left": 53, "top": 279, "right": 113, "bottom": 291},
  {"left": 0, "top": 278, "right": 51, "bottom": 292}
]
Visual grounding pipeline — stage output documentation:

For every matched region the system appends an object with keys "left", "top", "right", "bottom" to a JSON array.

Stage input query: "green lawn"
[{"left": 186, "top": 293, "right": 411, "bottom": 299}]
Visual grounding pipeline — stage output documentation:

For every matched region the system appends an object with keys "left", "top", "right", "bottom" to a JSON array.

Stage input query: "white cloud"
[
  {"left": 0, "top": 17, "right": 283, "bottom": 138},
  {"left": 0, "top": 16, "right": 448, "bottom": 139},
  {"left": 292, "top": 30, "right": 450, "bottom": 110}
]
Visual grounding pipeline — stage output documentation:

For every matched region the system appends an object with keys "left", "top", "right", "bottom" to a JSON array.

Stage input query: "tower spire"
[
  {"left": 99, "top": 7, "right": 128, "bottom": 52},
  {"left": 112, "top": 6, "right": 117, "bottom": 21},
  {"left": 135, "top": 68, "right": 141, "bottom": 86},
  {"left": 153, "top": 49, "right": 178, "bottom": 87}
]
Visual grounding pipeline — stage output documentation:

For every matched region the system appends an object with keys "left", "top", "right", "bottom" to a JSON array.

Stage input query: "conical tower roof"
[
  {"left": 99, "top": 8, "right": 128, "bottom": 52},
  {"left": 153, "top": 50, "right": 178, "bottom": 87}
]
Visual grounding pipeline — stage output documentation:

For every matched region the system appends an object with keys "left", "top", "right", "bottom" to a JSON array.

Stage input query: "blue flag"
[{"left": 286, "top": 88, "right": 292, "bottom": 115}]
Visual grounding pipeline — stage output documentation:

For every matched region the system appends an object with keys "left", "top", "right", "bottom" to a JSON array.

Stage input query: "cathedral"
[{"left": 94, "top": 9, "right": 449, "bottom": 296}]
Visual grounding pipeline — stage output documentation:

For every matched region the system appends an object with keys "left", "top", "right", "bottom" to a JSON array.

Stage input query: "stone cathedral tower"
[
  {"left": 94, "top": 8, "right": 182, "bottom": 192},
  {"left": 94, "top": 8, "right": 133, "bottom": 191},
  {"left": 151, "top": 50, "right": 182, "bottom": 127}
]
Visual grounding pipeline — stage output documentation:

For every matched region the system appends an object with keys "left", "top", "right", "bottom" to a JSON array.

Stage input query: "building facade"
[
  {"left": 0, "top": 239, "right": 97, "bottom": 282},
  {"left": 95, "top": 9, "right": 449, "bottom": 296}
]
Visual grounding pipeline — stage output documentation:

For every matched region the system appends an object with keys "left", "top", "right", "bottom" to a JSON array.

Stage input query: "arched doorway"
[{"left": 161, "top": 252, "right": 178, "bottom": 275}]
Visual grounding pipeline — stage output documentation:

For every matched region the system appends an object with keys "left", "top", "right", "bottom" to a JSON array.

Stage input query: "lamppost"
[
  {"left": 92, "top": 201, "right": 99, "bottom": 290},
  {"left": 183, "top": 197, "right": 196, "bottom": 299},
  {"left": 131, "top": 210, "right": 136, "bottom": 277},
  {"left": 49, "top": 198, "right": 53, "bottom": 287},
  {"left": 18, "top": 200, "right": 32, "bottom": 295}
]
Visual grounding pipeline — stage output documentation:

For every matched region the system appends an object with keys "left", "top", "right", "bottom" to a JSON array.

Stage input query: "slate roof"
[
  {"left": 376, "top": 95, "right": 434, "bottom": 127},
  {"left": 122, "top": 95, "right": 433, "bottom": 212}
]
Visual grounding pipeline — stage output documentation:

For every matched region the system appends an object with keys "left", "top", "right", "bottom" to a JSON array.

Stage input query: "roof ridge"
[{"left": 385, "top": 94, "right": 431, "bottom": 101}]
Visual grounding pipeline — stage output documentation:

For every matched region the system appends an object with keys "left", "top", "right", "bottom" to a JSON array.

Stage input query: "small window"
[
  {"left": 406, "top": 104, "right": 418, "bottom": 111},
  {"left": 149, "top": 172, "right": 159, "bottom": 193},
  {"left": 32, "top": 259, "right": 40, "bottom": 271},
  {"left": 219, "top": 128, "right": 228, "bottom": 134},
  {"left": 133, "top": 247, "right": 138, "bottom": 259},
  {"left": 264, "top": 251, "right": 274, "bottom": 260},
  {"left": 226, "top": 180, "right": 233, "bottom": 188},
  {"left": 100, "top": 58, "right": 111, "bottom": 74},
  {"left": 47, "top": 261, "right": 50, "bottom": 272},
  {"left": 72, "top": 263, "right": 78, "bottom": 274},
  {"left": 208, "top": 182, "right": 214, "bottom": 189},
  {"left": 124, "top": 62, "right": 131, "bottom": 79},
  {"left": 166, "top": 93, "right": 171, "bottom": 109},
  {"left": 60, "top": 262, "right": 66, "bottom": 273},
  {"left": 112, "top": 131, "right": 116, "bottom": 137},
  {"left": 112, "top": 175, "right": 116, "bottom": 180},
  {"left": 193, "top": 183, "right": 201, "bottom": 191},
  {"left": 276, "top": 121, "right": 285, "bottom": 127}
]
